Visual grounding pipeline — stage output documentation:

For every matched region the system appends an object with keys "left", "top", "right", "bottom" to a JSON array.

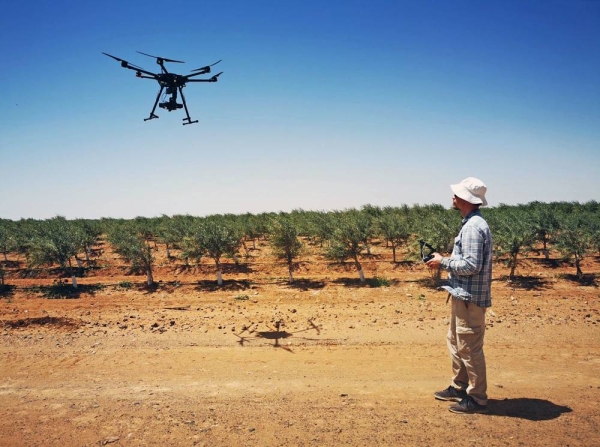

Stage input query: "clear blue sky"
[{"left": 1, "top": 0, "right": 599, "bottom": 220}]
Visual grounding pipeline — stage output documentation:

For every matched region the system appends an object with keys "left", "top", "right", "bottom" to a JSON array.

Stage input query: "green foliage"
[
  {"left": 183, "top": 217, "right": 243, "bottom": 285},
  {"left": 117, "top": 281, "right": 133, "bottom": 290},
  {"left": 108, "top": 223, "right": 155, "bottom": 285},
  {"left": 25, "top": 216, "right": 83, "bottom": 288},
  {"left": 411, "top": 204, "right": 459, "bottom": 256},
  {"left": 366, "top": 276, "right": 390, "bottom": 287},
  {"left": 269, "top": 215, "right": 304, "bottom": 283},
  {"left": 304, "top": 211, "right": 337, "bottom": 246},
  {"left": 554, "top": 209, "right": 597, "bottom": 279},
  {"left": 376, "top": 210, "right": 411, "bottom": 262},
  {"left": 0, "top": 219, "right": 17, "bottom": 261},
  {"left": 487, "top": 205, "right": 536, "bottom": 279},
  {"left": 326, "top": 210, "right": 371, "bottom": 283}
]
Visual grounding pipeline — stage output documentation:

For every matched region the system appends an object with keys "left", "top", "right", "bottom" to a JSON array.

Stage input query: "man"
[{"left": 426, "top": 177, "right": 492, "bottom": 414}]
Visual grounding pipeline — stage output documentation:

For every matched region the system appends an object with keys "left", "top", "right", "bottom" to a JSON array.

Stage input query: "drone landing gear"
[{"left": 145, "top": 84, "right": 199, "bottom": 125}]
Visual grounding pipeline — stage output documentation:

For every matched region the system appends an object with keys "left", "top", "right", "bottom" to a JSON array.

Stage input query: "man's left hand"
[{"left": 426, "top": 253, "right": 443, "bottom": 269}]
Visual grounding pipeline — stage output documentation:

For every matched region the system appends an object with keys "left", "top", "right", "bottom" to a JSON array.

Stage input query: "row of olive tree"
[{"left": 1, "top": 201, "right": 598, "bottom": 288}]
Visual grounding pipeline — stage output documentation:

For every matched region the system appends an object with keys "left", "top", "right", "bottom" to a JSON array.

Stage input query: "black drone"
[{"left": 103, "top": 51, "right": 223, "bottom": 125}]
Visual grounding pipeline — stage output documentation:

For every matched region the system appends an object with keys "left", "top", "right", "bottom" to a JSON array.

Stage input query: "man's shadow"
[{"left": 488, "top": 398, "right": 572, "bottom": 421}]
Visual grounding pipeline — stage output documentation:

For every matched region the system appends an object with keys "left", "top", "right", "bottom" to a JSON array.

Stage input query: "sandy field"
[{"left": 1, "top": 239, "right": 599, "bottom": 446}]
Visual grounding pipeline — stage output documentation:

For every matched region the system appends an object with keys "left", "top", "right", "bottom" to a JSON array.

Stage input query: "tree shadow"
[
  {"left": 0, "top": 284, "right": 16, "bottom": 298},
  {"left": 195, "top": 279, "right": 253, "bottom": 292},
  {"left": 413, "top": 276, "right": 443, "bottom": 290},
  {"left": 2, "top": 315, "right": 80, "bottom": 330},
  {"left": 530, "top": 258, "right": 563, "bottom": 269},
  {"left": 559, "top": 273, "right": 598, "bottom": 287},
  {"left": 392, "top": 260, "right": 416, "bottom": 271},
  {"left": 332, "top": 277, "right": 368, "bottom": 288},
  {"left": 23, "top": 283, "right": 105, "bottom": 299},
  {"left": 222, "top": 264, "right": 254, "bottom": 274},
  {"left": 285, "top": 279, "right": 326, "bottom": 290},
  {"left": 498, "top": 275, "right": 553, "bottom": 291},
  {"left": 487, "top": 398, "right": 572, "bottom": 421},
  {"left": 1, "top": 260, "right": 22, "bottom": 269}
]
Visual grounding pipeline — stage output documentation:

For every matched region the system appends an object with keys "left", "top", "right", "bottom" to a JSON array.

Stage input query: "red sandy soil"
[{"left": 1, "top": 239, "right": 599, "bottom": 446}]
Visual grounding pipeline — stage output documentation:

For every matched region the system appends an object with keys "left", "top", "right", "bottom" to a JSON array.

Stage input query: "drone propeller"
[
  {"left": 102, "top": 52, "right": 146, "bottom": 70},
  {"left": 210, "top": 72, "right": 223, "bottom": 81},
  {"left": 136, "top": 51, "right": 184, "bottom": 63},
  {"left": 191, "top": 59, "right": 222, "bottom": 73},
  {"left": 102, "top": 52, "right": 127, "bottom": 63}
]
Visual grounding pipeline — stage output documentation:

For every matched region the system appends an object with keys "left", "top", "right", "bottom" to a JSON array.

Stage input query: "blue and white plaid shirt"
[{"left": 440, "top": 210, "right": 493, "bottom": 308}]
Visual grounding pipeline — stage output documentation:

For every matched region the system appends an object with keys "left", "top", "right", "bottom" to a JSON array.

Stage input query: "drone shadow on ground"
[
  {"left": 486, "top": 398, "right": 572, "bottom": 421},
  {"left": 234, "top": 320, "right": 330, "bottom": 353}
]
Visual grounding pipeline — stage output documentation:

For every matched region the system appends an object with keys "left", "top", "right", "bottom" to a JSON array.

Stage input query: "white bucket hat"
[{"left": 451, "top": 177, "right": 488, "bottom": 207}]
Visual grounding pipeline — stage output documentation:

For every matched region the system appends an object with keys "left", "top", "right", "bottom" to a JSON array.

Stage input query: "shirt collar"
[{"left": 461, "top": 209, "right": 481, "bottom": 226}]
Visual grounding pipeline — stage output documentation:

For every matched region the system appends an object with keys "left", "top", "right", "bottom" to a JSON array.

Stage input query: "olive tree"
[
  {"left": 376, "top": 210, "right": 411, "bottom": 263},
  {"left": 326, "top": 210, "right": 370, "bottom": 284},
  {"left": 487, "top": 205, "right": 536, "bottom": 279},
  {"left": 269, "top": 215, "right": 303, "bottom": 284},
  {"left": 190, "top": 218, "right": 243, "bottom": 286},
  {"left": 554, "top": 210, "right": 596, "bottom": 279},
  {"left": 108, "top": 223, "right": 155, "bottom": 286},
  {"left": 0, "top": 219, "right": 17, "bottom": 261},
  {"left": 27, "top": 216, "right": 83, "bottom": 288}
]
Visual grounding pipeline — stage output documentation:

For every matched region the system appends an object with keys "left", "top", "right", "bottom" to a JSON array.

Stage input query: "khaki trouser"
[{"left": 447, "top": 296, "right": 488, "bottom": 405}]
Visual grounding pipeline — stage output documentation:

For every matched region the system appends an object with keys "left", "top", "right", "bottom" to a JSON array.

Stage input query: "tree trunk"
[
  {"left": 358, "top": 268, "right": 365, "bottom": 284},
  {"left": 392, "top": 245, "right": 397, "bottom": 263},
  {"left": 215, "top": 259, "right": 223, "bottom": 286},
  {"left": 575, "top": 254, "right": 583, "bottom": 279},
  {"left": 241, "top": 241, "right": 250, "bottom": 256},
  {"left": 509, "top": 254, "right": 518, "bottom": 280},
  {"left": 166, "top": 244, "right": 171, "bottom": 259},
  {"left": 146, "top": 268, "right": 154, "bottom": 286},
  {"left": 67, "top": 260, "right": 78, "bottom": 289},
  {"left": 354, "top": 256, "right": 365, "bottom": 284},
  {"left": 288, "top": 261, "right": 294, "bottom": 284}
]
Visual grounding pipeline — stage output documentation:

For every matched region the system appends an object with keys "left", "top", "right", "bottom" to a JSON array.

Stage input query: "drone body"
[{"left": 103, "top": 51, "right": 223, "bottom": 125}]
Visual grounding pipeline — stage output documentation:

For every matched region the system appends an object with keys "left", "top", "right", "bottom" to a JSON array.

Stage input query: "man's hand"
[{"left": 425, "top": 253, "right": 443, "bottom": 269}]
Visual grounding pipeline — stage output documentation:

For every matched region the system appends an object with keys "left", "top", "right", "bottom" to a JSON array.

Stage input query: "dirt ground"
[{"left": 1, "top": 239, "right": 599, "bottom": 446}]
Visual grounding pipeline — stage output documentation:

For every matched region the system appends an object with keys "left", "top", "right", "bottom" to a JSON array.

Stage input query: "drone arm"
[
  {"left": 186, "top": 66, "right": 214, "bottom": 78},
  {"left": 187, "top": 72, "right": 223, "bottom": 83}
]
